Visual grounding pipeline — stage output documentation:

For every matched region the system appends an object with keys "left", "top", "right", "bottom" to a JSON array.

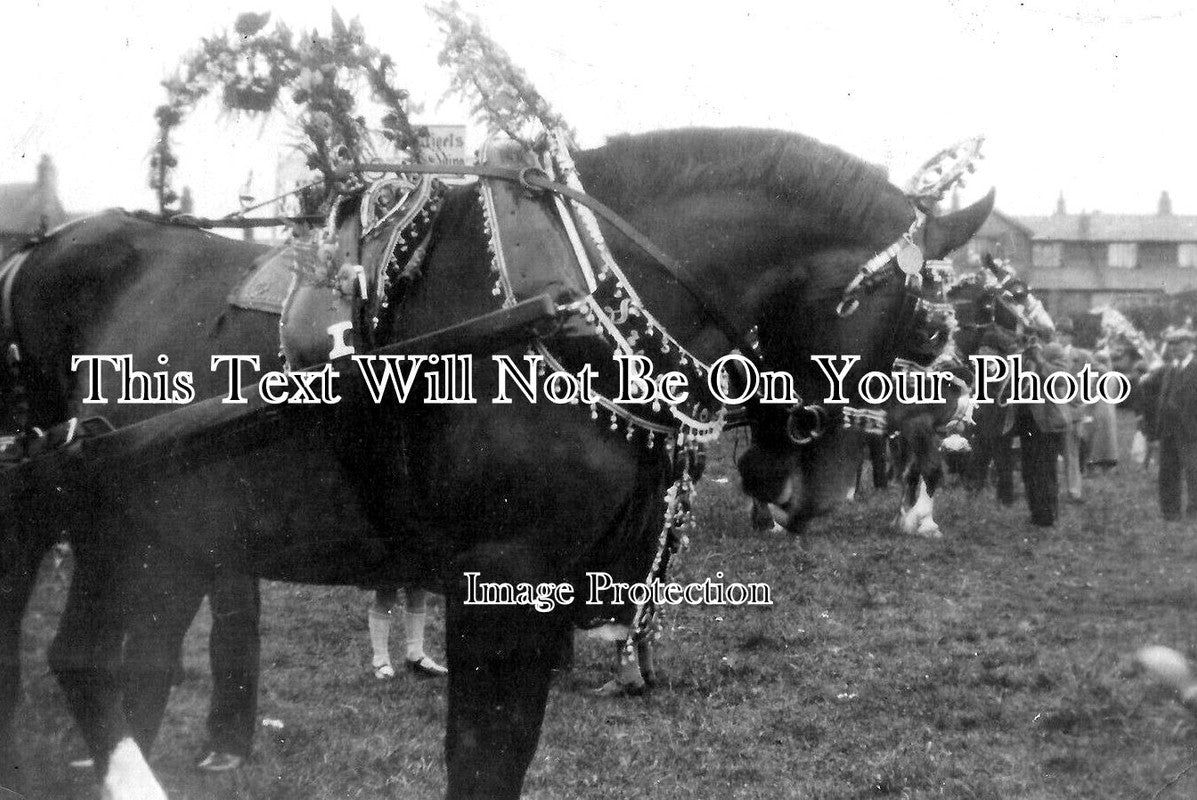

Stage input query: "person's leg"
[
  {"left": 994, "top": 434, "right": 1015, "bottom": 505},
  {"left": 1181, "top": 441, "right": 1197, "bottom": 518},
  {"left": 964, "top": 428, "right": 993, "bottom": 493},
  {"left": 1042, "top": 432, "right": 1062, "bottom": 522},
  {"left": 868, "top": 435, "right": 889, "bottom": 489},
  {"left": 1020, "top": 427, "right": 1059, "bottom": 527},
  {"left": 368, "top": 586, "right": 399, "bottom": 679},
  {"left": 1159, "top": 437, "right": 1183, "bottom": 520},
  {"left": 1062, "top": 423, "right": 1083, "bottom": 501},
  {"left": 202, "top": 571, "right": 260, "bottom": 766},
  {"left": 403, "top": 587, "right": 447, "bottom": 677}
]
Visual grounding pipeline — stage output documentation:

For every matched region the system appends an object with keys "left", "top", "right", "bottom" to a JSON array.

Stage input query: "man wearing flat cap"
[
  {"left": 1002, "top": 338, "right": 1072, "bottom": 526},
  {"left": 1156, "top": 327, "right": 1197, "bottom": 519}
]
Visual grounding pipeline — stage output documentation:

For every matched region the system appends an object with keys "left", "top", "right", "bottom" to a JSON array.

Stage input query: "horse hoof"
[
  {"left": 915, "top": 522, "right": 942, "bottom": 539},
  {"left": 595, "top": 679, "right": 646, "bottom": 698}
]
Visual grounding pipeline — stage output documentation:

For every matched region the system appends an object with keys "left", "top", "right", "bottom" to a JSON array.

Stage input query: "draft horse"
[
  {"left": 0, "top": 127, "right": 993, "bottom": 799},
  {"left": 890, "top": 256, "right": 1056, "bottom": 534}
]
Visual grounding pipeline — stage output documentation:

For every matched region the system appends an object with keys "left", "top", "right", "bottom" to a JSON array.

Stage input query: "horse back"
[{"left": 8, "top": 211, "right": 277, "bottom": 429}]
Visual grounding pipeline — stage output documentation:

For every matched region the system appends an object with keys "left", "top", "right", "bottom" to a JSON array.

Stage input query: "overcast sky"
[{"left": 2, "top": 0, "right": 1194, "bottom": 218}]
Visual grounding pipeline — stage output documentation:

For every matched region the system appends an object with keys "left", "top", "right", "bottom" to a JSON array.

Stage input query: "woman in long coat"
[{"left": 1086, "top": 351, "right": 1120, "bottom": 470}]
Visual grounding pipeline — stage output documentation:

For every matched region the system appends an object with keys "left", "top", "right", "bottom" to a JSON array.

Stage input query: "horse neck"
[
  {"left": 585, "top": 194, "right": 811, "bottom": 363},
  {"left": 572, "top": 148, "right": 913, "bottom": 364}
]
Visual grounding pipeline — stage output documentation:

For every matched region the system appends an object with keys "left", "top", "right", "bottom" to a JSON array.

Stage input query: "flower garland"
[
  {"left": 428, "top": 1, "right": 575, "bottom": 149},
  {"left": 150, "top": 11, "right": 425, "bottom": 215}
]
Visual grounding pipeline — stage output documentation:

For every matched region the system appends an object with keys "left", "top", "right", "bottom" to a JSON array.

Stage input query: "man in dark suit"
[
  {"left": 1156, "top": 328, "right": 1197, "bottom": 520},
  {"left": 1002, "top": 339, "right": 1072, "bottom": 527}
]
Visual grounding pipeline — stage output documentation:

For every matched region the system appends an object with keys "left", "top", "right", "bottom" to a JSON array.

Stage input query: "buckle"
[{"left": 518, "top": 166, "right": 550, "bottom": 193}]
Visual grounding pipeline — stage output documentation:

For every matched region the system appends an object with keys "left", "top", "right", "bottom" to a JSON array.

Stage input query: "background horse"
[
  {"left": 891, "top": 261, "right": 1055, "bottom": 534},
  {"left": 950, "top": 262, "right": 1055, "bottom": 496},
  {"left": 0, "top": 127, "right": 992, "bottom": 799},
  {"left": 0, "top": 222, "right": 272, "bottom": 789}
]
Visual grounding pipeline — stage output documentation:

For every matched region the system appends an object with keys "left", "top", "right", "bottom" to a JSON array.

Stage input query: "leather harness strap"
[
  {"left": 348, "top": 161, "right": 758, "bottom": 362},
  {"left": 1, "top": 251, "right": 31, "bottom": 368},
  {"left": 1, "top": 251, "right": 33, "bottom": 434}
]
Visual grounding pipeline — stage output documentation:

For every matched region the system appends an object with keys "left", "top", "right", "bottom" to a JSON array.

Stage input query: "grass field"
[{"left": 12, "top": 410, "right": 1197, "bottom": 799}]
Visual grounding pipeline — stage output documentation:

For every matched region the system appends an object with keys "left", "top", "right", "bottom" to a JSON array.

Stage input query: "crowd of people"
[{"left": 959, "top": 318, "right": 1196, "bottom": 525}]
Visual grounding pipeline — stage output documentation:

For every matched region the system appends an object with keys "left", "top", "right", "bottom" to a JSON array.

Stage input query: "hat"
[{"left": 1165, "top": 327, "right": 1195, "bottom": 343}]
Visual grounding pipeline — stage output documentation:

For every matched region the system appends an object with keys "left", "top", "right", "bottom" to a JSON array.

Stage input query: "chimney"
[
  {"left": 1159, "top": 190, "right": 1173, "bottom": 216},
  {"left": 1055, "top": 191, "right": 1066, "bottom": 216},
  {"left": 1077, "top": 211, "right": 1090, "bottom": 239},
  {"left": 179, "top": 186, "right": 194, "bottom": 215},
  {"left": 36, "top": 155, "right": 57, "bottom": 194}
]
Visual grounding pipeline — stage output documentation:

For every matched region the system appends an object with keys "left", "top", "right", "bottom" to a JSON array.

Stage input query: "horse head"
[
  {"left": 573, "top": 129, "right": 994, "bottom": 531},
  {"left": 949, "top": 254, "right": 1052, "bottom": 359}
]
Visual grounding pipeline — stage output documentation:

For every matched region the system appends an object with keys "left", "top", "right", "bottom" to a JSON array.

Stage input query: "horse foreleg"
[
  {"left": 47, "top": 536, "right": 168, "bottom": 800},
  {"left": 120, "top": 543, "right": 209, "bottom": 755},
  {"left": 914, "top": 475, "right": 942, "bottom": 538},
  {"left": 595, "top": 641, "right": 647, "bottom": 697},
  {"left": 443, "top": 548, "right": 565, "bottom": 800},
  {"left": 0, "top": 535, "right": 51, "bottom": 790},
  {"left": 552, "top": 629, "right": 574, "bottom": 675},
  {"left": 748, "top": 499, "right": 785, "bottom": 534},
  {"left": 895, "top": 477, "right": 941, "bottom": 539}
]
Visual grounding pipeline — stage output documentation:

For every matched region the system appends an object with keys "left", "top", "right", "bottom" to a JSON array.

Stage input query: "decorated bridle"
[
  {"left": 773, "top": 136, "right": 986, "bottom": 442},
  {"left": 279, "top": 132, "right": 987, "bottom": 454}
]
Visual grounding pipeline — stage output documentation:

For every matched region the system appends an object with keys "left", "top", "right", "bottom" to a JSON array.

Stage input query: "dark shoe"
[
  {"left": 1031, "top": 517, "right": 1056, "bottom": 528},
  {"left": 406, "top": 656, "right": 448, "bottom": 678},
  {"left": 594, "top": 677, "right": 647, "bottom": 697},
  {"left": 196, "top": 751, "right": 244, "bottom": 772}
]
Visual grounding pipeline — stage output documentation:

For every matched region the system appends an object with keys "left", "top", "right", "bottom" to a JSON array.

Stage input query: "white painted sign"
[{"left": 417, "top": 124, "right": 469, "bottom": 166}]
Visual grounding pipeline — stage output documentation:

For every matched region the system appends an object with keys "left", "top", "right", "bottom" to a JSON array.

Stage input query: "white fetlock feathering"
[
  {"left": 895, "top": 479, "right": 941, "bottom": 538},
  {"left": 101, "top": 738, "right": 168, "bottom": 800}
]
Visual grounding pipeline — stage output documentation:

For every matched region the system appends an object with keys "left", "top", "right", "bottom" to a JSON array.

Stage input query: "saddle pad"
[
  {"left": 227, "top": 242, "right": 296, "bottom": 315},
  {"left": 478, "top": 137, "right": 593, "bottom": 305}
]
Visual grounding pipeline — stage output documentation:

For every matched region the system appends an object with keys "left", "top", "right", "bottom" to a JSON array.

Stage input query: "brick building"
[{"left": 951, "top": 191, "right": 1197, "bottom": 318}]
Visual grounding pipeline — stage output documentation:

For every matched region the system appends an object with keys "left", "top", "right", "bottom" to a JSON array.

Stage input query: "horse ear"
[{"left": 922, "top": 188, "right": 996, "bottom": 259}]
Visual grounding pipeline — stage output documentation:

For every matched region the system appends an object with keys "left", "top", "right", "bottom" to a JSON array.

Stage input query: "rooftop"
[{"left": 1016, "top": 213, "right": 1197, "bottom": 243}]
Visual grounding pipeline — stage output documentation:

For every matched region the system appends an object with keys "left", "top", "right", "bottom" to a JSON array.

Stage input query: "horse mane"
[{"left": 580, "top": 127, "right": 904, "bottom": 241}]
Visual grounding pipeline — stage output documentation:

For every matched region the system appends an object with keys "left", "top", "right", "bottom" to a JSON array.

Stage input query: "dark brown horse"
[
  {"left": 890, "top": 260, "right": 1056, "bottom": 535},
  {"left": 0, "top": 128, "right": 992, "bottom": 799}
]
